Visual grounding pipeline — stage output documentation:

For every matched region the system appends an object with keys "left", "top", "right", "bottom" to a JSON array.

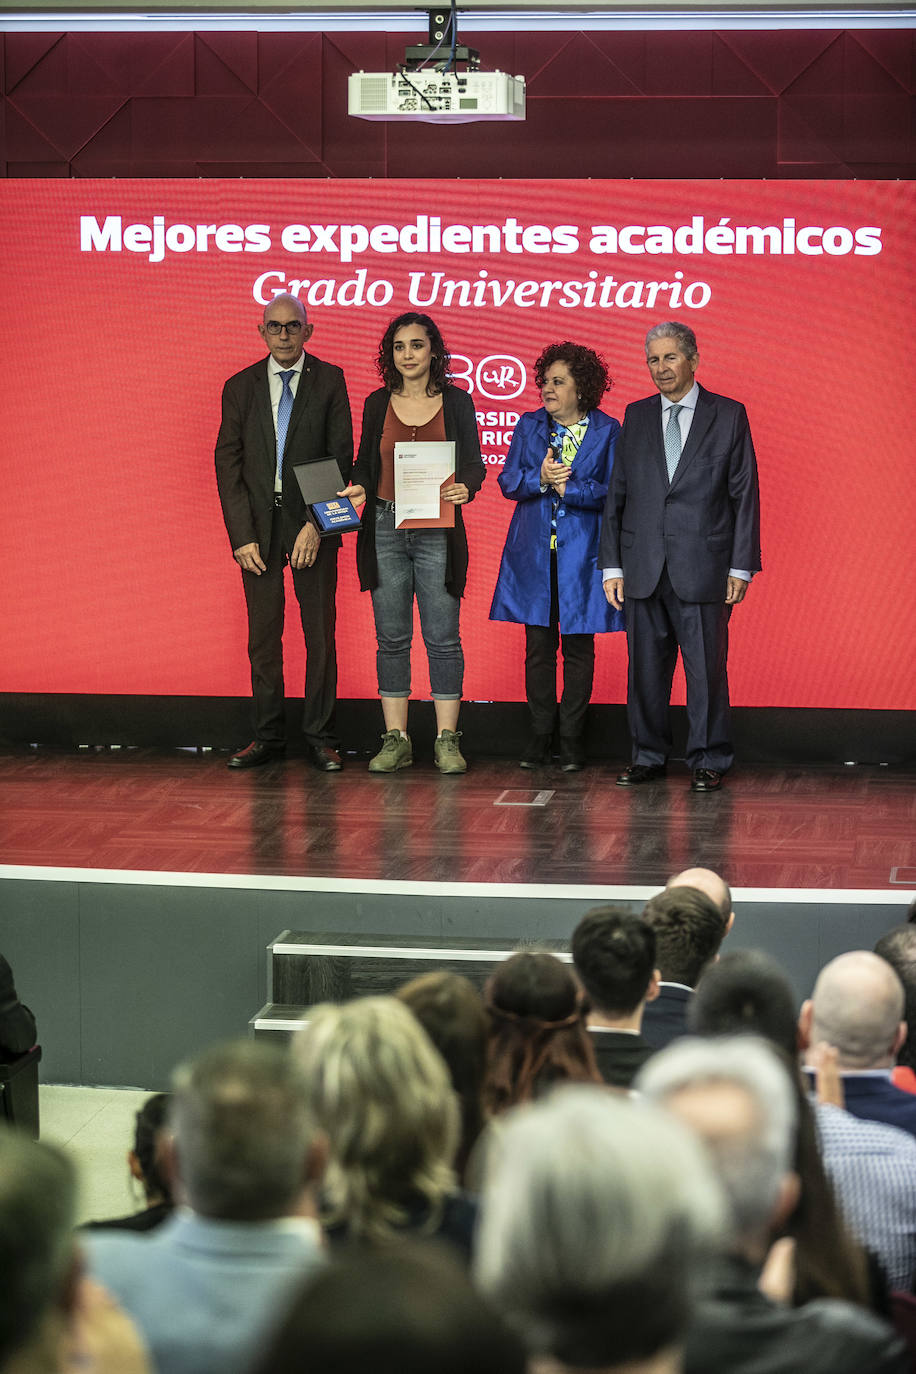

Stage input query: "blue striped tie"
[{"left": 276, "top": 370, "right": 295, "bottom": 482}]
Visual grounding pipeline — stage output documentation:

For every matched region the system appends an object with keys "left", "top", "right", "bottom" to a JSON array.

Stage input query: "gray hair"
[
  {"left": 474, "top": 1085, "right": 725, "bottom": 1366},
  {"left": 810, "top": 951, "right": 905, "bottom": 1068},
  {"left": 170, "top": 1038, "right": 315, "bottom": 1221},
  {"left": 645, "top": 321, "right": 698, "bottom": 361},
  {"left": 637, "top": 1035, "right": 797, "bottom": 1246},
  {"left": 0, "top": 1129, "right": 77, "bottom": 1366},
  {"left": 292, "top": 997, "right": 459, "bottom": 1241},
  {"left": 263, "top": 292, "right": 307, "bottom": 323}
]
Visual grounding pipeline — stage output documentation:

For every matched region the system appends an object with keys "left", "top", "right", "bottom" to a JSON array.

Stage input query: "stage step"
[{"left": 251, "top": 928, "right": 572, "bottom": 1038}]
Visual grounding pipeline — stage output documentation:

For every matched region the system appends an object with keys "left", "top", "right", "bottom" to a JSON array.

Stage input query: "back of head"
[
  {"left": 396, "top": 972, "right": 487, "bottom": 1176},
  {"left": 475, "top": 1085, "right": 725, "bottom": 1368},
  {"left": 666, "top": 867, "right": 732, "bottom": 925},
  {"left": 484, "top": 951, "right": 598, "bottom": 1113},
  {"left": 689, "top": 950, "right": 798, "bottom": 1058},
  {"left": 0, "top": 1128, "right": 77, "bottom": 1369},
  {"left": 809, "top": 951, "right": 905, "bottom": 1068},
  {"left": 875, "top": 926, "right": 916, "bottom": 1070},
  {"left": 292, "top": 996, "right": 458, "bottom": 1240},
  {"left": 637, "top": 1036, "right": 797, "bottom": 1254},
  {"left": 132, "top": 1091, "right": 173, "bottom": 1206},
  {"left": 251, "top": 1242, "right": 526, "bottom": 1374},
  {"left": 170, "top": 1038, "right": 314, "bottom": 1221},
  {"left": 641, "top": 887, "right": 727, "bottom": 986},
  {"left": 572, "top": 906, "right": 656, "bottom": 1017}
]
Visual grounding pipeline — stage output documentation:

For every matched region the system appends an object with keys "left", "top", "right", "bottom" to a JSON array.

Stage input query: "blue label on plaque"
[{"left": 312, "top": 497, "right": 361, "bottom": 533}]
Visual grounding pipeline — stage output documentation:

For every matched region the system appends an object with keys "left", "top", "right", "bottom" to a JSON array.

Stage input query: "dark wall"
[{"left": 2, "top": 28, "right": 914, "bottom": 178}]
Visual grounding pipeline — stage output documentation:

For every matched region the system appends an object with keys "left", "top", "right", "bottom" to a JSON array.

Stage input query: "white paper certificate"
[{"left": 394, "top": 441, "right": 456, "bottom": 526}]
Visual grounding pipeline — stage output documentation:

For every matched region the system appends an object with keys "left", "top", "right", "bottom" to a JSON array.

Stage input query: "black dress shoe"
[
  {"left": 309, "top": 744, "right": 343, "bottom": 772},
  {"left": 616, "top": 763, "right": 667, "bottom": 787},
  {"left": 227, "top": 740, "right": 285, "bottom": 770},
  {"left": 690, "top": 768, "right": 723, "bottom": 792},
  {"left": 559, "top": 737, "right": 585, "bottom": 772},
  {"left": 520, "top": 733, "right": 552, "bottom": 769}
]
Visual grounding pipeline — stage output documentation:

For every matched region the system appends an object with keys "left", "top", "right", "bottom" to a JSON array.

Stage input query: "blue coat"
[{"left": 489, "top": 407, "right": 625, "bottom": 635}]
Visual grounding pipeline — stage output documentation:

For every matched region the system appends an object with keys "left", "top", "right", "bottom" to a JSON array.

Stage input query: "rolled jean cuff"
[
  {"left": 378, "top": 689, "right": 411, "bottom": 699},
  {"left": 430, "top": 691, "right": 462, "bottom": 701}
]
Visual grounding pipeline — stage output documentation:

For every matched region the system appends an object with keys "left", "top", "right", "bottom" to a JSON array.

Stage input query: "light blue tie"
[
  {"left": 664, "top": 403, "right": 683, "bottom": 482},
  {"left": 276, "top": 370, "right": 295, "bottom": 482}
]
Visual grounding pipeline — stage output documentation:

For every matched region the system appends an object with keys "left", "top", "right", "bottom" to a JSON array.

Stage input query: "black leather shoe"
[
  {"left": 520, "top": 733, "right": 552, "bottom": 769},
  {"left": 559, "top": 737, "right": 585, "bottom": 772},
  {"left": 616, "top": 763, "right": 667, "bottom": 787},
  {"left": 690, "top": 768, "right": 723, "bottom": 792},
  {"left": 227, "top": 740, "right": 285, "bottom": 770},
  {"left": 309, "top": 744, "right": 343, "bottom": 772}
]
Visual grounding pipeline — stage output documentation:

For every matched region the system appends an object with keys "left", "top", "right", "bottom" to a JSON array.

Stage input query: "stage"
[{"left": 1, "top": 744, "right": 913, "bottom": 1089}]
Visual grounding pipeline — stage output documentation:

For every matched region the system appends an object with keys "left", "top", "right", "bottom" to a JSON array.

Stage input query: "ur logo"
[{"left": 476, "top": 355, "right": 526, "bottom": 400}]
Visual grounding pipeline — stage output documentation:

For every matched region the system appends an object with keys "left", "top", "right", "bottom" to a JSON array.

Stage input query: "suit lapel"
[
  {"left": 670, "top": 386, "right": 715, "bottom": 488},
  {"left": 254, "top": 360, "right": 275, "bottom": 461},
  {"left": 644, "top": 395, "right": 668, "bottom": 487}
]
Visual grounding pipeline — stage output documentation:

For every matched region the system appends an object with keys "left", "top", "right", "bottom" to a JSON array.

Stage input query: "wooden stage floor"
[{"left": 0, "top": 746, "right": 913, "bottom": 892}]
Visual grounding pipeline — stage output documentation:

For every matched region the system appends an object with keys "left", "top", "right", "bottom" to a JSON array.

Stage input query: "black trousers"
[
  {"left": 625, "top": 564, "right": 733, "bottom": 772},
  {"left": 241, "top": 508, "right": 339, "bottom": 746},
  {"left": 524, "top": 550, "right": 595, "bottom": 739}
]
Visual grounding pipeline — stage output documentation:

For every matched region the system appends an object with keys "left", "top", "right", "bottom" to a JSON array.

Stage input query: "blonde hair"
[{"left": 292, "top": 996, "right": 459, "bottom": 1241}]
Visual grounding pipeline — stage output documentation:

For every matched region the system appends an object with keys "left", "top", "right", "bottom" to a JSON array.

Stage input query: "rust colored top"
[{"left": 378, "top": 399, "right": 447, "bottom": 501}]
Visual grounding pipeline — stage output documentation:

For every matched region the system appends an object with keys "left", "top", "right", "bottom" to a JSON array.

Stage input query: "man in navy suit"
[
  {"left": 599, "top": 323, "right": 761, "bottom": 791},
  {"left": 215, "top": 294, "right": 352, "bottom": 772}
]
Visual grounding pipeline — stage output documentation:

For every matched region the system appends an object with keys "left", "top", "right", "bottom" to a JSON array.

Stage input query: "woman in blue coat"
[{"left": 490, "top": 342, "right": 624, "bottom": 770}]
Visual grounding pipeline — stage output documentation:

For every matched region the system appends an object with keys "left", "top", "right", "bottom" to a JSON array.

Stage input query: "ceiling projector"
[{"left": 348, "top": 70, "right": 526, "bottom": 124}]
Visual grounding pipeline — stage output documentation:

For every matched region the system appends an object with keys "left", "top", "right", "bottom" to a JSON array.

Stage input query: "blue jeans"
[{"left": 370, "top": 506, "right": 463, "bottom": 700}]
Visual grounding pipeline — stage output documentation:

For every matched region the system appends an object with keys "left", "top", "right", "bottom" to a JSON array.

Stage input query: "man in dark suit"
[
  {"left": 640, "top": 885, "right": 730, "bottom": 1052},
  {"left": 599, "top": 322, "right": 761, "bottom": 792},
  {"left": 571, "top": 905, "right": 659, "bottom": 1088},
  {"left": 215, "top": 295, "right": 352, "bottom": 771}
]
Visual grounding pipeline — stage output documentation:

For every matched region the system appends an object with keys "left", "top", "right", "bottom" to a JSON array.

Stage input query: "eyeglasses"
[{"left": 265, "top": 320, "right": 304, "bottom": 336}]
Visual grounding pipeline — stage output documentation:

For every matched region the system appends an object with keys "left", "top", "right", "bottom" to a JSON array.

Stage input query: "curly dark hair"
[
  {"left": 534, "top": 342, "right": 612, "bottom": 414},
  {"left": 376, "top": 312, "right": 451, "bottom": 395}
]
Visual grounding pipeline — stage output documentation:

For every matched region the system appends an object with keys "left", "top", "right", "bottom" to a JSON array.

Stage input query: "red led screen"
[{"left": 1, "top": 179, "right": 913, "bottom": 708}]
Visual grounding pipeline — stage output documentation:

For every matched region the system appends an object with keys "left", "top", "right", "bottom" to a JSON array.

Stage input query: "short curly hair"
[
  {"left": 534, "top": 342, "right": 612, "bottom": 414},
  {"left": 376, "top": 312, "right": 451, "bottom": 395}
]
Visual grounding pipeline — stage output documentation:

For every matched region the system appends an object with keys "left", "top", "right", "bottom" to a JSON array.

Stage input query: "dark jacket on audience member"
[
  {"left": 0, "top": 953, "right": 36, "bottom": 1058},
  {"left": 685, "top": 1254, "right": 907, "bottom": 1374},
  {"left": 640, "top": 983, "right": 691, "bottom": 1052},
  {"left": 587, "top": 1027, "right": 654, "bottom": 1089}
]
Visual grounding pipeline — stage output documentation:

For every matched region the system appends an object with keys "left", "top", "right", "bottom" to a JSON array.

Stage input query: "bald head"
[
  {"left": 667, "top": 868, "right": 733, "bottom": 928},
  {"left": 804, "top": 951, "right": 906, "bottom": 1069}
]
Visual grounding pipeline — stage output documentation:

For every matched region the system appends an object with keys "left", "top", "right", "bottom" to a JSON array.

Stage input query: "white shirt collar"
[{"left": 661, "top": 381, "right": 699, "bottom": 414}]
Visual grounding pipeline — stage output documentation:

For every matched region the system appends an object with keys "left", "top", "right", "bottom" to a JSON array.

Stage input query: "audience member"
[
  {"left": 689, "top": 951, "right": 877, "bottom": 1309},
  {"left": 800, "top": 951, "right": 916, "bottom": 1138},
  {"left": 571, "top": 905, "right": 659, "bottom": 1087},
  {"left": 84, "top": 1040, "right": 325, "bottom": 1374},
  {"left": 688, "top": 949, "right": 797, "bottom": 1055},
  {"left": 667, "top": 866, "right": 735, "bottom": 934},
  {"left": 474, "top": 1084, "right": 726, "bottom": 1374},
  {"left": 0, "top": 1127, "right": 149, "bottom": 1374},
  {"left": 640, "top": 885, "right": 727, "bottom": 1050},
  {"left": 874, "top": 925, "right": 916, "bottom": 1088},
  {"left": 249, "top": 1242, "right": 526, "bottom": 1374},
  {"left": 482, "top": 950, "right": 601, "bottom": 1114},
  {"left": 396, "top": 971, "right": 488, "bottom": 1184},
  {"left": 638, "top": 1037, "right": 907, "bottom": 1373},
  {"left": 84, "top": 1094, "right": 173, "bottom": 1233},
  {"left": 0, "top": 954, "right": 36, "bottom": 1058},
  {"left": 292, "top": 996, "right": 474, "bottom": 1255}
]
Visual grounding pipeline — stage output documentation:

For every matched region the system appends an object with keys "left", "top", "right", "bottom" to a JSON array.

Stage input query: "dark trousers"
[
  {"left": 241, "top": 509, "right": 338, "bottom": 746},
  {"left": 524, "top": 550, "right": 595, "bottom": 739},
  {"left": 625, "top": 565, "right": 733, "bottom": 772}
]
